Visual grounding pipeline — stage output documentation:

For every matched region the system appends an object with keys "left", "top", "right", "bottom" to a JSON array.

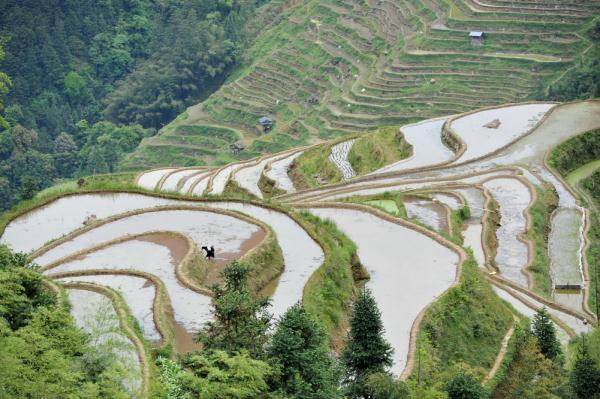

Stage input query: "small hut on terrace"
[
  {"left": 469, "top": 31, "right": 485, "bottom": 45},
  {"left": 258, "top": 116, "right": 273, "bottom": 132},
  {"left": 229, "top": 141, "right": 246, "bottom": 155}
]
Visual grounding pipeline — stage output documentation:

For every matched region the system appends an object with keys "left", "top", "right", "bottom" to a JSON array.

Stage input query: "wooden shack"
[{"left": 469, "top": 31, "right": 485, "bottom": 45}]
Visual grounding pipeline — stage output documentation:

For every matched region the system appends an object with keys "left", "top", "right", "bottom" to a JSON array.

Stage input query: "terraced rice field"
[
  {"left": 125, "top": 0, "right": 600, "bottom": 170},
  {"left": 3, "top": 100, "right": 600, "bottom": 393}
]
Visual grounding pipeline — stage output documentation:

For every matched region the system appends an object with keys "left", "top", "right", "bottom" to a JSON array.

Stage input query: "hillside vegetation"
[
  {"left": 0, "top": 0, "right": 272, "bottom": 209},
  {"left": 127, "top": 0, "right": 600, "bottom": 169}
]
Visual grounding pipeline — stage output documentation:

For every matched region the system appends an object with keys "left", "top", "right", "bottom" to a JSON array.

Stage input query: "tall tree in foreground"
[
  {"left": 491, "top": 324, "right": 565, "bottom": 399},
  {"left": 531, "top": 308, "right": 561, "bottom": 361},
  {"left": 267, "top": 303, "right": 341, "bottom": 398},
  {"left": 342, "top": 288, "right": 393, "bottom": 398},
  {"left": 570, "top": 337, "right": 600, "bottom": 399},
  {"left": 195, "top": 261, "right": 271, "bottom": 358}
]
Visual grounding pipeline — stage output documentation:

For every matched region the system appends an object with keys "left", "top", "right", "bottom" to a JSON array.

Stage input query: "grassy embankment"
[
  {"left": 289, "top": 126, "right": 412, "bottom": 189},
  {"left": 408, "top": 256, "right": 514, "bottom": 393},
  {"left": 288, "top": 137, "right": 350, "bottom": 190},
  {"left": 525, "top": 183, "right": 558, "bottom": 298},
  {"left": 482, "top": 194, "right": 501, "bottom": 272},
  {"left": 342, "top": 191, "right": 469, "bottom": 245},
  {"left": 294, "top": 210, "right": 366, "bottom": 350},
  {"left": 548, "top": 128, "right": 600, "bottom": 316},
  {"left": 347, "top": 126, "right": 412, "bottom": 175}
]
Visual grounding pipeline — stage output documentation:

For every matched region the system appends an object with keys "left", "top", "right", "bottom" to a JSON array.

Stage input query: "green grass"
[
  {"left": 297, "top": 210, "right": 363, "bottom": 349},
  {"left": 548, "top": 128, "right": 600, "bottom": 175},
  {"left": 566, "top": 159, "right": 600, "bottom": 187},
  {"left": 365, "top": 200, "right": 400, "bottom": 215},
  {"left": 343, "top": 191, "right": 408, "bottom": 218},
  {"left": 411, "top": 256, "right": 514, "bottom": 389},
  {"left": 289, "top": 139, "right": 346, "bottom": 189},
  {"left": 525, "top": 184, "right": 558, "bottom": 299},
  {"left": 348, "top": 126, "right": 412, "bottom": 175}
]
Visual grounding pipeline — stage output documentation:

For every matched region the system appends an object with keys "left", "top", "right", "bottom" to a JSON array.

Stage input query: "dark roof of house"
[
  {"left": 469, "top": 31, "right": 484, "bottom": 38},
  {"left": 258, "top": 116, "right": 273, "bottom": 124}
]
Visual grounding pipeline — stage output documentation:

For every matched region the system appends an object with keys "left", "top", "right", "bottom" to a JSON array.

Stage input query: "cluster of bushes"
[
  {"left": 549, "top": 129, "right": 600, "bottom": 175},
  {"left": 0, "top": 244, "right": 133, "bottom": 398},
  {"left": 545, "top": 21, "right": 600, "bottom": 102}
]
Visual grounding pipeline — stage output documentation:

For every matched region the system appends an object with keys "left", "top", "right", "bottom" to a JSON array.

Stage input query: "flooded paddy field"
[
  {"left": 549, "top": 208, "right": 585, "bottom": 290},
  {"left": 450, "top": 103, "right": 554, "bottom": 163},
  {"left": 136, "top": 168, "right": 177, "bottom": 191},
  {"left": 372, "top": 118, "right": 453, "bottom": 174},
  {"left": 59, "top": 274, "right": 160, "bottom": 342},
  {"left": 403, "top": 197, "right": 449, "bottom": 233},
  {"left": 160, "top": 168, "right": 205, "bottom": 192},
  {"left": 308, "top": 207, "right": 458, "bottom": 376},
  {"left": 5, "top": 101, "right": 599, "bottom": 392},
  {"left": 265, "top": 151, "right": 303, "bottom": 193},
  {"left": 49, "top": 239, "right": 212, "bottom": 335},
  {"left": 204, "top": 202, "right": 325, "bottom": 318},
  {"left": 180, "top": 171, "right": 212, "bottom": 195},
  {"left": 329, "top": 139, "right": 357, "bottom": 181},
  {"left": 34, "top": 208, "right": 263, "bottom": 266},
  {"left": 483, "top": 178, "right": 532, "bottom": 287},
  {"left": 67, "top": 288, "right": 143, "bottom": 395}
]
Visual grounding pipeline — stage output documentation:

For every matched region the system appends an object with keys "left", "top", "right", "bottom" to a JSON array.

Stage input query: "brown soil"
[
  {"left": 138, "top": 233, "right": 189, "bottom": 264},
  {"left": 174, "top": 322, "right": 202, "bottom": 353},
  {"left": 201, "top": 228, "right": 267, "bottom": 287}
]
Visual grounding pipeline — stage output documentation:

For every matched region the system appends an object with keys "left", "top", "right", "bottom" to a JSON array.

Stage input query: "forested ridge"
[{"left": 0, "top": 0, "right": 267, "bottom": 209}]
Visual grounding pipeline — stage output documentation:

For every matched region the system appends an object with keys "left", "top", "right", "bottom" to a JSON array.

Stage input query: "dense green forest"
[
  {"left": 545, "top": 20, "right": 600, "bottom": 101},
  {"left": 0, "top": 0, "right": 266, "bottom": 209}
]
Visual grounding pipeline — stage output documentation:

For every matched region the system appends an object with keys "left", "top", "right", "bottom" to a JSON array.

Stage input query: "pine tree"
[
  {"left": 342, "top": 288, "right": 393, "bottom": 398},
  {"left": 571, "top": 337, "right": 600, "bottom": 399},
  {"left": 267, "top": 303, "right": 341, "bottom": 399},
  {"left": 531, "top": 307, "right": 561, "bottom": 361},
  {"left": 196, "top": 261, "right": 271, "bottom": 358}
]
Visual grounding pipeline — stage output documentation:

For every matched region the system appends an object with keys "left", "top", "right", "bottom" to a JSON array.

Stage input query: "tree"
[
  {"left": 445, "top": 373, "right": 487, "bottom": 399},
  {"left": 342, "top": 288, "right": 393, "bottom": 398},
  {"left": 531, "top": 308, "right": 561, "bottom": 361},
  {"left": 196, "top": 261, "right": 271, "bottom": 357},
  {"left": 491, "top": 324, "right": 565, "bottom": 399},
  {"left": 64, "top": 71, "right": 90, "bottom": 104},
  {"left": 570, "top": 337, "right": 600, "bottom": 399},
  {"left": 0, "top": 41, "right": 10, "bottom": 131},
  {"left": 363, "top": 373, "right": 410, "bottom": 399},
  {"left": 19, "top": 175, "right": 38, "bottom": 200},
  {"left": 53, "top": 132, "right": 79, "bottom": 176},
  {"left": 267, "top": 303, "right": 341, "bottom": 398},
  {"left": 180, "top": 350, "right": 272, "bottom": 399}
]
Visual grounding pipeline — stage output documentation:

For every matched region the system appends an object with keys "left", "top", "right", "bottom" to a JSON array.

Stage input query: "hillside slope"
[{"left": 125, "top": 0, "right": 600, "bottom": 170}]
